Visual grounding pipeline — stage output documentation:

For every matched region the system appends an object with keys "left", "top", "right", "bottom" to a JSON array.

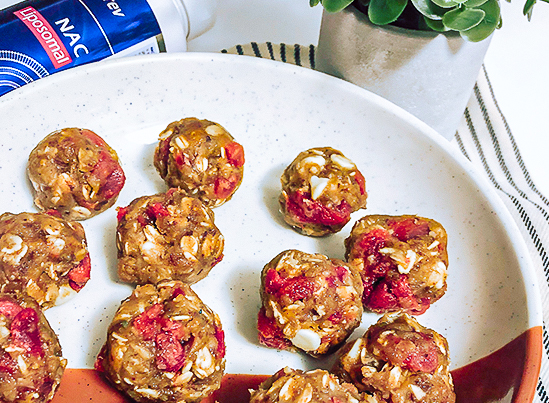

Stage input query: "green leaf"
[
  {"left": 320, "top": 0, "right": 354, "bottom": 12},
  {"left": 310, "top": 0, "right": 321, "bottom": 6},
  {"left": 460, "top": 0, "right": 501, "bottom": 41},
  {"left": 442, "top": 7, "right": 485, "bottom": 30},
  {"left": 430, "top": 0, "right": 460, "bottom": 9},
  {"left": 410, "top": 0, "right": 447, "bottom": 19},
  {"left": 424, "top": 16, "right": 451, "bottom": 30},
  {"left": 523, "top": 0, "right": 536, "bottom": 18},
  {"left": 368, "top": 0, "right": 408, "bottom": 24},
  {"left": 462, "top": 0, "right": 490, "bottom": 7}
]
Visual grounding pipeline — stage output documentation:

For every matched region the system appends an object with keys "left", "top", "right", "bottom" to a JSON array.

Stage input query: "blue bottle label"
[{"left": 0, "top": 0, "right": 162, "bottom": 97}]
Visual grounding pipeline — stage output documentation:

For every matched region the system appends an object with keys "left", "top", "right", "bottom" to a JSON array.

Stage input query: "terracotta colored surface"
[
  {"left": 51, "top": 327, "right": 541, "bottom": 403},
  {"left": 452, "top": 326, "right": 542, "bottom": 403}
]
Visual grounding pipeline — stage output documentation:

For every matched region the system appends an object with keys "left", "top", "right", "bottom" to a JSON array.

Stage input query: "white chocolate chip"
[
  {"left": 302, "top": 155, "right": 326, "bottom": 167},
  {"left": 346, "top": 338, "right": 364, "bottom": 360},
  {"left": 55, "top": 284, "right": 78, "bottom": 306},
  {"left": 430, "top": 261, "right": 447, "bottom": 289},
  {"left": 205, "top": 124, "right": 224, "bottom": 136},
  {"left": 291, "top": 329, "right": 321, "bottom": 351},
  {"left": 410, "top": 384, "right": 427, "bottom": 400},
  {"left": 309, "top": 176, "right": 329, "bottom": 200},
  {"left": 277, "top": 378, "right": 294, "bottom": 400},
  {"left": 330, "top": 154, "right": 356, "bottom": 169},
  {"left": 1, "top": 234, "right": 23, "bottom": 254},
  {"left": 388, "top": 366, "right": 402, "bottom": 387}
]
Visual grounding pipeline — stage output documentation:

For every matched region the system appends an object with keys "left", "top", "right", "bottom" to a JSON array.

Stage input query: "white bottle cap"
[{"left": 181, "top": 0, "right": 217, "bottom": 40}]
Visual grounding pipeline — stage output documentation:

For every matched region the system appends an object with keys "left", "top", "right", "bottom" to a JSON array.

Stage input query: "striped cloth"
[{"left": 223, "top": 42, "right": 549, "bottom": 402}]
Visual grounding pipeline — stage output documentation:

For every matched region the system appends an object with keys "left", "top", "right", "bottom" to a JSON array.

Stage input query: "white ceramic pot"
[{"left": 315, "top": 6, "right": 492, "bottom": 140}]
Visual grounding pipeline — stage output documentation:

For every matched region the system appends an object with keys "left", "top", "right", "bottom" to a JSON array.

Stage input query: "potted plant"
[
  {"left": 310, "top": 0, "right": 544, "bottom": 138},
  {"left": 311, "top": 0, "right": 502, "bottom": 42}
]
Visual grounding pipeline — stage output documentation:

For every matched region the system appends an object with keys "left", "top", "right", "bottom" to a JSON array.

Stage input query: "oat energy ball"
[
  {"left": 0, "top": 295, "right": 67, "bottom": 403},
  {"left": 345, "top": 215, "right": 448, "bottom": 315},
  {"left": 154, "top": 118, "right": 245, "bottom": 208},
  {"left": 257, "top": 249, "right": 363, "bottom": 356},
  {"left": 279, "top": 147, "right": 367, "bottom": 236},
  {"left": 250, "top": 367, "right": 362, "bottom": 403},
  {"left": 96, "top": 281, "right": 226, "bottom": 403},
  {"left": 28, "top": 127, "right": 126, "bottom": 220},
  {"left": 116, "top": 188, "right": 224, "bottom": 285},
  {"left": 0, "top": 212, "right": 90, "bottom": 309},
  {"left": 332, "top": 314, "right": 455, "bottom": 403}
]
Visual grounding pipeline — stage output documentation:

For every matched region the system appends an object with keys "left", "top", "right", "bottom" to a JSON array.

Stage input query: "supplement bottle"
[{"left": 0, "top": 0, "right": 216, "bottom": 97}]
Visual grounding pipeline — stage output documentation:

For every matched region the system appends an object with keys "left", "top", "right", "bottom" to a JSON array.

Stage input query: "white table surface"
[{"left": 188, "top": 0, "right": 549, "bottom": 198}]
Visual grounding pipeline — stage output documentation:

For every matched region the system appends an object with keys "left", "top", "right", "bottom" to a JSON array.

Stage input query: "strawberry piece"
[
  {"left": 257, "top": 308, "right": 291, "bottom": 350},
  {"left": 225, "top": 141, "right": 245, "bottom": 167},
  {"left": 10, "top": 308, "right": 43, "bottom": 357},
  {"left": 367, "top": 281, "right": 398, "bottom": 312},
  {"left": 68, "top": 254, "right": 91, "bottom": 291},
  {"left": 214, "top": 326, "right": 226, "bottom": 358},
  {"left": 356, "top": 229, "right": 390, "bottom": 257},
  {"left": 91, "top": 151, "right": 125, "bottom": 200},
  {"left": 380, "top": 333, "right": 439, "bottom": 373},
  {"left": 328, "top": 311, "right": 343, "bottom": 324},
  {"left": 354, "top": 170, "right": 366, "bottom": 195},
  {"left": 0, "top": 351, "right": 17, "bottom": 374},
  {"left": 264, "top": 269, "right": 315, "bottom": 302},
  {"left": 116, "top": 206, "right": 129, "bottom": 222},
  {"left": 0, "top": 299, "right": 23, "bottom": 320},
  {"left": 81, "top": 129, "right": 108, "bottom": 148},
  {"left": 160, "top": 318, "right": 187, "bottom": 341},
  {"left": 366, "top": 276, "right": 430, "bottom": 315},
  {"left": 45, "top": 209, "right": 62, "bottom": 218},
  {"left": 155, "top": 331, "right": 186, "bottom": 372},
  {"left": 146, "top": 202, "right": 170, "bottom": 220},
  {"left": 264, "top": 268, "right": 284, "bottom": 296},
  {"left": 94, "top": 344, "right": 107, "bottom": 372},
  {"left": 335, "top": 266, "right": 348, "bottom": 282},
  {"left": 388, "top": 218, "right": 430, "bottom": 241},
  {"left": 214, "top": 174, "right": 239, "bottom": 199},
  {"left": 133, "top": 304, "right": 164, "bottom": 341},
  {"left": 285, "top": 190, "right": 351, "bottom": 227},
  {"left": 171, "top": 286, "right": 186, "bottom": 299},
  {"left": 280, "top": 275, "right": 315, "bottom": 302}
]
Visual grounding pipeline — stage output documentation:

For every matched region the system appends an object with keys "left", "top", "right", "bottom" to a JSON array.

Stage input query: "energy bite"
[
  {"left": 332, "top": 314, "right": 455, "bottom": 403},
  {"left": 153, "top": 117, "right": 245, "bottom": 208},
  {"left": 257, "top": 249, "right": 363, "bottom": 356},
  {"left": 345, "top": 215, "right": 448, "bottom": 315},
  {"left": 0, "top": 212, "right": 90, "bottom": 309},
  {"left": 116, "top": 188, "right": 224, "bottom": 285},
  {"left": 279, "top": 147, "right": 367, "bottom": 236},
  {"left": 0, "top": 295, "right": 67, "bottom": 403},
  {"left": 28, "top": 127, "right": 125, "bottom": 220},
  {"left": 96, "top": 281, "right": 226, "bottom": 403},
  {"left": 249, "top": 367, "right": 362, "bottom": 403}
]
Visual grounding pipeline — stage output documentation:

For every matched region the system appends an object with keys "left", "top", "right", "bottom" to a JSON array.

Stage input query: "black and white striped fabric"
[{"left": 223, "top": 42, "right": 549, "bottom": 402}]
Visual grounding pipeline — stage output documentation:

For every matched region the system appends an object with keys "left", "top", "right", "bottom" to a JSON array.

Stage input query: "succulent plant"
[{"left": 310, "top": 0, "right": 545, "bottom": 41}]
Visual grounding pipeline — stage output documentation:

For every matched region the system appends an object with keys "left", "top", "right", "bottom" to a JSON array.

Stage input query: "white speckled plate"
[{"left": 0, "top": 53, "right": 542, "bottom": 399}]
